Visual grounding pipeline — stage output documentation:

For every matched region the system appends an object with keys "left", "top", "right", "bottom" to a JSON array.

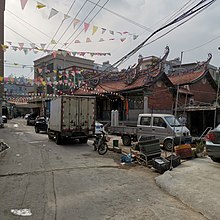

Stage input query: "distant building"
[{"left": 33, "top": 51, "right": 95, "bottom": 95}]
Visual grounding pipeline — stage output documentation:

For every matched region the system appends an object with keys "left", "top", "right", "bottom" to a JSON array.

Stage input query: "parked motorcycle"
[{"left": 93, "top": 131, "right": 109, "bottom": 155}]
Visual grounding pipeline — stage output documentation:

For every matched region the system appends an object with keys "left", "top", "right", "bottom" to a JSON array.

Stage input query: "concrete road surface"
[{"left": 0, "top": 118, "right": 206, "bottom": 220}]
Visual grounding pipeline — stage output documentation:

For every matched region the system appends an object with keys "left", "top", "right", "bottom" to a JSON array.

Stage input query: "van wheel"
[
  {"left": 122, "top": 135, "right": 131, "bottom": 146},
  {"left": 210, "top": 157, "right": 220, "bottom": 163},
  {"left": 163, "top": 139, "right": 173, "bottom": 151}
]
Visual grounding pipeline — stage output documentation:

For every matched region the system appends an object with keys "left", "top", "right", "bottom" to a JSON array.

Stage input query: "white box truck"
[{"left": 48, "top": 95, "right": 95, "bottom": 145}]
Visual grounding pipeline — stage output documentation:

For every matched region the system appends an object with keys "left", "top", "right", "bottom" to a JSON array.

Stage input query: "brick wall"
[
  {"left": 148, "top": 81, "right": 173, "bottom": 112},
  {"left": 190, "top": 78, "right": 216, "bottom": 103}
]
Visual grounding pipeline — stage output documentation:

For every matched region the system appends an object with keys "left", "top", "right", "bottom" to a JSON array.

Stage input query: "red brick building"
[{"left": 74, "top": 50, "right": 218, "bottom": 135}]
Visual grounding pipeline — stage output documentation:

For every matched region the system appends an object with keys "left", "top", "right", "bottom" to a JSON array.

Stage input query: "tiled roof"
[
  {"left": 168, "top": 70, "right": 205, "bottom": 85},
  {"left": 74, "top": 73, "right": 156, "bottom": 95}
]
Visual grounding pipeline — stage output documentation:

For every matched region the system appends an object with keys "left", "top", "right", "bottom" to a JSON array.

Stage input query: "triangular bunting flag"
[
  {"left": 101, "top": 28, "right": 106, "bottom": 34},
  {"left": 73, "top": 18, "right": 80, "bottom": 28},
  {"left": 1, "top": 45, "right": 8, "bottom": 52},
  {"left": 133, "top": 35, "right": 138, "bottom": 40},
  {"left": 99, "top": 38, "right": 104, "bottom": 42},
  {"left": 84, "top": 22, "right": 90, "bottom": 32},
  {"left": 18, "top": 43, "right": 24, "bottom": 49},
  {"left": 86, "top": 37, "right": 91, "bottom": 43},
  {"left": 75, "top": 40, "right": 80, "bottom": 43},
  {"left": 23, "top": 48, "right": 29, "bottom": 55},
  {"left": 30, "top": 43, "right": 36, "bottom": 48},
  {"left": 109, "top": 30, "right": 114, "bottom": 35},
  {"left": 61, "top": 51, "right": 68, "bottom": 57},
  {"left": 64, "top": 14, "right": 70, "bottom": 20},
  {"left": 20, "top": 0, "right": 28, "bottom": 10},
  {"left": 92, "top": 25, "right": 98, "bottom": 35},
  {"left": 38, "top": 68, "right": 43, "bottom": 74},
  {"left": 120, "top": 38, "right": 126, "bottom": 42},
  {"left": 33, "top": 50, "right": 38, "bottom": 54},
  {"left": 52, "top": 51, "right": 57, "bottom": 58},
  {"left": 48, "top": 8, "right": 58, "bottom": 19},
  {"left": 51, "top": 39, "right": 57, "bottom": 44},
  {"left": 40, "top": 44, "right": 46, "bottom": 49},
  {"left": 6, "top": 41, "right": 12, "bottom": 45},
  {"left": 36, "top": 2, "right": 46, "bottom": 9}
]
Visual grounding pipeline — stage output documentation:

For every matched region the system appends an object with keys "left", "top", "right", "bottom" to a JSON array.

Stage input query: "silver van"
[{"left": 137, "top": 113, "right": 192, "bottom": 151}]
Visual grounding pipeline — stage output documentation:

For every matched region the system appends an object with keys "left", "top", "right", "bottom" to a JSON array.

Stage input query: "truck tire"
[
  {"left": 48, "top": 129, "right": 53, "bottom": 140},
  {"left": 35, "top": 127, "right": 39, "bottom": 133},
  {"left": 80, "top": 137, "right": 88, "bottom": 144},
  {"left": 163, "top": 139, "right": 173, "bottom": 151},
  {"left": 122, "top": 135, "right": 131, "bottom": 146},
  {"left": 56, "top": 132, "right": 63, "bottom": 145}
]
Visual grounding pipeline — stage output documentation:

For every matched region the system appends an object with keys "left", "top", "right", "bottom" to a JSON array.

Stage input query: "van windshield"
[{"left": 164, "top": 116, "right": 181, "bottom": 127}]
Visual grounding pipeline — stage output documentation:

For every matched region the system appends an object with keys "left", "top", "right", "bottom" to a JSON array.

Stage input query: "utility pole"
[{"left": 0, "top": 0, "right": 5, "bottom": 118}]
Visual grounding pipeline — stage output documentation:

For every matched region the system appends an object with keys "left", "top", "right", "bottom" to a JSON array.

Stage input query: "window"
[
  {"left": 153, "top": 117, "right": 166, "bottom": 127},
  {"left": 140, "top": 116, "right": 151, "bottom": 126}
]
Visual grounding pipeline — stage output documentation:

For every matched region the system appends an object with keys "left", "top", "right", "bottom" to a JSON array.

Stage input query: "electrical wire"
[
  {"left": 45, "top": 0, "right": 77, "bottom": 50},
  {"left": 6, "top": 10, "right": 53, "bottom": 43},
  {"left": 86, "top": 0, "right": 153, "bottom": 32},
  {"left": 50, "top": 0, "right": 89, "bottom": 50},
  {"left": 107, "top": 0, "right": 216, "bottom": 70},
  {"left": 183, "top": 35, "right": 220, "bottom": 53},
  {"left": 64, "top": 0, "right": 110, "bottom": 49}
]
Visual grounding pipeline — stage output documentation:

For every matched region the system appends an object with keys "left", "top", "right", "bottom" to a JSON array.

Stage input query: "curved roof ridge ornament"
[
  {"left": 195, "top": 53, "right": 212, "bottom": 70},
  {"left": 205, "top": 53, "right": 212, "bottom": 69}
]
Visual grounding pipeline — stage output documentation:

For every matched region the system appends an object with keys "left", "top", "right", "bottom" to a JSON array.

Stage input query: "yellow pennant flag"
[
  {"left": 36, "top": 2, "right": 46, "bottom": 9},
  {"left": 42, "top": 81, "right": 46, "bottom": 86},
  {"left": 51, "top": 39, "right": 57, "bottom": 44},
  {"left": 0, "top": 76, "right": 3, "bottom": 82},
  {"left": 92, "top": 26, "right": 98, "bottom": 35}
]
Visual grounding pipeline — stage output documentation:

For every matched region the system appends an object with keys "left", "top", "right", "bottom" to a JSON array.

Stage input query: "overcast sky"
[{"left": 4, "top": 0, "right": 220, "bottom": 79}]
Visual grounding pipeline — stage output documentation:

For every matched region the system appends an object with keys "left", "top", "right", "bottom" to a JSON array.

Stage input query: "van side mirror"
[{"left": 162, "top": 122, "right": 167, "bottom": 128}]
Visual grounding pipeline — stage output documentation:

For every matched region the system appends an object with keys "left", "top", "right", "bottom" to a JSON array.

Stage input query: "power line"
[
  {"left": 45, "top": 0, "right": 77, "bottom": 50},
  {"left": 86, "top": 0, "right": 153, "bottom": 33},
  {"left": 6, "top": 10, "right": 53, "bottom": 42},
  {"left": 108, "top": 0, "right": 216, "bottom": 70},
  {"left": 51, "top": 0, "right": 89, "bottom": 50},
  {"left": 64, "top": 0, "right": 109, "bottom": 49}
]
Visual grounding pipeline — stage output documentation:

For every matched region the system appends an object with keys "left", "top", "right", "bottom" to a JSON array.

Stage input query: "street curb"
[{"left": 0, "top": 141, "right": 10, "bottom": 159}]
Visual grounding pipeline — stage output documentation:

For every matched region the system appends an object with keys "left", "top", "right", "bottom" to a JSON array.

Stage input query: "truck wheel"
[
  {"left": 56, "top": 133, "right": 63, "bottom": 145},
  {"left": 48, "top": 130, "right": 53, "bottom": 140},
  {"left": 122, "top": 135, "right": 131, "bottom": 146},
  {"left": 35, "top": 127, "right": 39, "bottom": 133},
  {"left": 80, "top": 138, "right": 88, "bottom": 144},
  {"left": 163, "top": 139, "right": 173, "bottom": 151}
]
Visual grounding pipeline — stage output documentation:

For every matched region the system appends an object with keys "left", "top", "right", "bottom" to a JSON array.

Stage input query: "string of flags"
[
  {"left": 1, "top": 43, "right": 111, "bottom": 57},
  {"left": 19, "top": 0, "right": 139, "bottom": 41}
]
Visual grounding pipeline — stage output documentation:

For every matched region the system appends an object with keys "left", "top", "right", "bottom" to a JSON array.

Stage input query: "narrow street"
[{"left": 0, "top": 118, "right": 206, "bottom": 220}]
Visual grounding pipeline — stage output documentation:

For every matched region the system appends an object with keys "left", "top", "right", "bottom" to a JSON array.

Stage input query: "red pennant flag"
[
  {"left": 20, "top": 0, "right": 28, "bottom": 10},
  {"left": 84, "top": 23, "right": 90, "bottom": 32}
]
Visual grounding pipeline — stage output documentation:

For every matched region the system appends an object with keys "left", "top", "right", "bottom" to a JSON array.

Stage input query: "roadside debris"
[{"left": 11, "top": 208, "right": 32, "bottom": 216}]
